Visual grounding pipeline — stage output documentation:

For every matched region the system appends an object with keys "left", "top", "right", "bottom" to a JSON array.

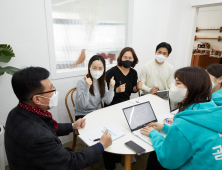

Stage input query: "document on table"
[
  {"left": 79, "top": 123, "right": 125, "bottom": 146},
  {"left": 128, "top": 99, "right": 141, "bottom": 104}
]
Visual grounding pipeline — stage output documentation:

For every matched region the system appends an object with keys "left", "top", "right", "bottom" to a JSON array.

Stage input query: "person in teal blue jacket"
[
  {"left": 141, "top": 66, "right": 222, "bottom": 170},
  {"left": 205, "top": 64, "right": 222, "bottom": 106}
]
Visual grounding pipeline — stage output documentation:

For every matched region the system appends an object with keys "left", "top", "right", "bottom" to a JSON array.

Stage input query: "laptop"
[
  {"left": 169, "top": 98, "right": 179, "bottom": 115},
  {"left": 156, "top": 90, "right": 179, "bottom": 115},
  {"left": 155, "top": 90, "right": 169, "bottom": 100},
  {"left": 123, "top": 101, "right": 166, "bottom": 145}
]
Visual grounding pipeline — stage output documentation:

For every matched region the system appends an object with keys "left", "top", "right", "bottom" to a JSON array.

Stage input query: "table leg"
[{"left": 124, "top": 154, "right": 132, "bottom": 170}]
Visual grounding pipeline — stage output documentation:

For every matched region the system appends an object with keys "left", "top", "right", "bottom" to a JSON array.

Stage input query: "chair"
[
  {"left": 138, "top": 90, "right": 141, "bottom": 97},
  {"left": 65, "top": 87, "right": 78, "bottom": 150},
  {"left": 65, "top": 87, "right": 104, "bottom": 150}
]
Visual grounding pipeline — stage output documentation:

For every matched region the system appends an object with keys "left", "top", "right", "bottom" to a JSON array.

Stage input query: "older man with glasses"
[{"left": 5, "top": 66, "right": 112, "bottom": 170}]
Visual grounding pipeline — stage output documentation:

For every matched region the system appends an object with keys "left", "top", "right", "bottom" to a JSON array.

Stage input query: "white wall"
[
  {"left": 194, "top": 6, "right": 222, "bottom": 51},
  {"left": 130, "top": 0, "right": 194, "bottom": 73},
  {"left": 0, "top": 0, "right": 217, "bottom": 166}
]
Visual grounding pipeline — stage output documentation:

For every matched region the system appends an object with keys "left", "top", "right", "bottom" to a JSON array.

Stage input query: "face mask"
[
  {"left": 169, "top": 85, "right": 187, "bottom": 103},
  {"left": 122, "top": 60, "right": 133, "bottom": 68},
  {"left": 155, "top": 54, "right": 167, "bottom": 63},
  {"left": 90, "top": 70, "right": 103, "bottom": 79},
  {"left": 39, "top": 91, "right": 59, "bottom": 109}
]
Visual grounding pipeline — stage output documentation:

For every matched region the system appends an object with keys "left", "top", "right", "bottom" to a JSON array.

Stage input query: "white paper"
[
  {"left": 79, "top": 123, "right": 125, "bottom": 146},
  {"left": 128, "top": 99, "right": 141, "bottom": 104}
]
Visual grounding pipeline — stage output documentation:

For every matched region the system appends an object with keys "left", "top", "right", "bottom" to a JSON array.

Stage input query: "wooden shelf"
[
  {"left": 194, "top": 36, "right": 222, "bottom": 42},
  {"left": 196, "top": 27, "right": 222, "bottom": 32}
]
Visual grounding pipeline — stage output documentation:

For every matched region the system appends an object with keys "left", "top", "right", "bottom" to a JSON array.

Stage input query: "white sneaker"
[{"left": 115, "top": 163, "right": 124, "bottom": 170}]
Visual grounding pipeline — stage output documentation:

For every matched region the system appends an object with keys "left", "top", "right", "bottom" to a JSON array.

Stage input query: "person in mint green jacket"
[
  {"left": 141, "top": 66, "right": 222, "bottom": 170},
  {"left": 205, "top": 64, "right": 222, "bottom": 106}
]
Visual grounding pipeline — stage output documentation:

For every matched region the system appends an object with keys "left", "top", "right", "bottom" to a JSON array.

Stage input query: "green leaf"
[
  {"left": 0, "top": 52, "right": 12, "bottom": 63},
  {"left": 0, "top": 66, "right": 4, "bottom": 76},
  {"left": 0, "top": 66, "right": 20, "bottom": 76},
  {"left": 0, "top": 44, "right": 15, "bottom": 63}
]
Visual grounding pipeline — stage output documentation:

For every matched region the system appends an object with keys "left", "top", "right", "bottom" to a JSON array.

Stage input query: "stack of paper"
[{"left": 79, "top": 123, "right": 125, "bottom": 146}]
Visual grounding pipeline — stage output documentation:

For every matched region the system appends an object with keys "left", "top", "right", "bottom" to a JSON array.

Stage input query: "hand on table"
[
  {"left": 116, "top": 83, "right": 126, "bottom": 93},
  {"left": 85, "top": 76, "right": 92, "bottom": 87},
  {"left": 73, "top": 118, "right": 86, "bottom": 129},
  {"left": 100, "top": 129, "right": 112, "bottom": 149},
  {"left": 109, "top": 76, "right": 116, "bottom": 88},
  {"left": 150, "top": 86, "right": 159, "bottom": 94}
]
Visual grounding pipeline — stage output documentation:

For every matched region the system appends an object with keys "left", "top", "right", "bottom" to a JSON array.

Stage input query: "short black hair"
[
  {"left": 156, "top": 42, "right": 172, "bottom": 55},
  {"left": 11, "top": 67, "right": 50, "bottom": 103}
]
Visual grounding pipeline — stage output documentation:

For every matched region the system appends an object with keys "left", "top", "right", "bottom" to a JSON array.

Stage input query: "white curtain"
[{"left": 52, "top": 0, "right": 127, "bottom": 69}]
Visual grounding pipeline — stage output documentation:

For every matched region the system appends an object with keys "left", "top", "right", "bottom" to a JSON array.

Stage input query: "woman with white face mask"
[
  {"left": 205, "top": 64, "right": 222, "bottom": 106},
  {"left": 75, "top": 55, "right": 115, "bottom": 120},
  {"left": 141, "top": 67, "right": 222, "bottom": 170}
]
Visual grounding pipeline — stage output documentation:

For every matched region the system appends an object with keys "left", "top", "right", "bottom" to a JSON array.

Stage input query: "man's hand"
[
  {"left": 140, "top": 126, "right": 155, "bottom": 136},
  {"left": 147, "top": 122, "right": 164, "bottom": 131},
  {"left": 99, "top": 130, "right": 112, "bottom": 149},
  {"left": 73, "top": 118, "right": 86, "bottom": 129},
  {"left": 116, "top": 83, "right": 126, "bottom": 93},
  {"left": 109, "top": 76, "right": 116, "bottom": 88},
  {"left": 85, "top": 76, "right": 92, "bottom": 87},
  {"left": 137, "top": 81, "right": 142, "bottom": 90},
  {"left": 150, "top": 86, "right": 159, "bottom": 94}
]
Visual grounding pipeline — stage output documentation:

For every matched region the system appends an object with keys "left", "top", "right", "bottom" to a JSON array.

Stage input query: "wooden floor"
[{"left": 6, "top": 138, "right": 150, "bottom": 170}]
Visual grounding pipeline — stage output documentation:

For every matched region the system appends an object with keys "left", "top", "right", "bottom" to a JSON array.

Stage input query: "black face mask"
[{"left": 122, "top": 60, "right": 133, "bottom": 68}]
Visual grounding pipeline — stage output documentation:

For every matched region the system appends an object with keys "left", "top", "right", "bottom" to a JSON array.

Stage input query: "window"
[{"left": 51, "top": 0, "right": 128, "bottom": 71}]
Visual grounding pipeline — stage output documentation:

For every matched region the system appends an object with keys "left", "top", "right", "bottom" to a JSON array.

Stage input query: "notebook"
[
  {"left": 79, "top": 123, "right": 125, "bottom": 146},
  {"left": 123, "top": 101, "right": 166, "bottom": 145}
]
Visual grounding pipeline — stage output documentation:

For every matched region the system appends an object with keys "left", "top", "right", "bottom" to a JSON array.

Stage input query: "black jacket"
[{"left": 5, "top": 105, "right": 102, "bottom": 170}]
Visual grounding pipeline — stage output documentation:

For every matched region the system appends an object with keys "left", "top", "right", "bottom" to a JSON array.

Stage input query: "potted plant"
[
  {"left": 0, "top": 44, "right": 19, "bottom": 170},
  {"left": 0, "top": 44, "right": 20, "bottom": 76}
]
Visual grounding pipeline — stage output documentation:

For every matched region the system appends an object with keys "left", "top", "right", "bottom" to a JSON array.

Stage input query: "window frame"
[{"left": 44, "top": 0, "right": 131, "bottom": 80}]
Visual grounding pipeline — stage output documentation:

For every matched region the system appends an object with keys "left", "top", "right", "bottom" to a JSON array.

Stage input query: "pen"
[{"left": 93, "top": 138, "right": 100, "bottom": 142}]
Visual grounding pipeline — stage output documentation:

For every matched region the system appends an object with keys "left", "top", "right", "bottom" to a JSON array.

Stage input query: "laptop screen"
[
  {"left": 155, "top": 91, "right": 169, "bottom": 100},
  {"left": 123, "top": 101, "right": 157, "bottom": 132},
  {"left": 169, "top": 98, "right": 179, "bottom": 112}
]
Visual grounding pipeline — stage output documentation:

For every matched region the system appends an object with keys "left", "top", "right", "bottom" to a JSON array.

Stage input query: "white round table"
[{"left": 79, "top": 94, "right": 173, "bottom": 170}]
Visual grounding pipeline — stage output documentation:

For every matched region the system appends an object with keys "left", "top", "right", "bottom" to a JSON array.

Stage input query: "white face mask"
[
  {"left": 39, "top": 91, "right": 59, "bottom": 109},
  {"left": 90, "top": 70, "right": 103, "bottom": 80},
  {"left": 155, "top": 54, "right": 167, "bottom": 63},
  {"left": 169, "top": 85, "right": 187, "bottom": 103}
]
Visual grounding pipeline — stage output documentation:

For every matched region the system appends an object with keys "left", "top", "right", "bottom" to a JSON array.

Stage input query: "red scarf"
[{"left": 19, "top": 102, "right": 58, "bottom": 130}]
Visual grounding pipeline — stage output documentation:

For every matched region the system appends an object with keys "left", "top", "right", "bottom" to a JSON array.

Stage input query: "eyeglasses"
[{"left": 30, "top": 87, "right": 56, "bottom": 100}]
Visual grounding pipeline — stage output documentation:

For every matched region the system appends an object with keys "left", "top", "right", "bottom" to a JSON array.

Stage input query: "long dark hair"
[
  {"left": 117, "top": 47, "right": 139, "bottom": 68},
  {"left": 175, "top": 66, "right": 211, "bottom": 112},
  {"left": 205, "top": 64, "right": 222, "bottom": 88},
  {"left": 87, "top": 55, "right": 106, "bottom": 98}
]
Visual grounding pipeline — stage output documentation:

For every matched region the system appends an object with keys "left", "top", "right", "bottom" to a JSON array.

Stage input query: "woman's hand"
[
  {"left": 116, "top": 83, "right": 126, "bottom": 93},
  {"left": 140, "top": 126, "right": 155, "bottom": 136},
  {"left": 109, "top": 76, "right": 116, "bottom": 88},
  {"left": 147, "top": 122, "right": 164, "bottom": 131},
  {"left": 85, "top": 76, "right": 92, "bottom": 87}
]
